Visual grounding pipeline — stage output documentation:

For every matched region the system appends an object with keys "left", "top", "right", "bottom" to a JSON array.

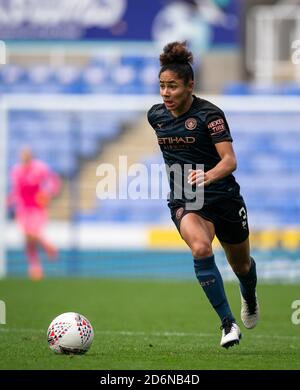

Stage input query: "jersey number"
[{"left": 238, "top": 207, "right": 248, "bottom": 230}]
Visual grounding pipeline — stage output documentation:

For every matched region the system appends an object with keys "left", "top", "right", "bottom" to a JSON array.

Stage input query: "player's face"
[
  {"left": 159, "top": 70, "right": 194, "bottom": 117},
  {"left": 20, "top": 148, "right": 33, "bottom": 165}
]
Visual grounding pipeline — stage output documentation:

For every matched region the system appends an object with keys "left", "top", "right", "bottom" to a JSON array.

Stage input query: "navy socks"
[
  {"left": 194, "top": 255, "right": 234, "bottom": 322},
  {"left": 235, "top": 257, "right": 257, "bottom": 301}
]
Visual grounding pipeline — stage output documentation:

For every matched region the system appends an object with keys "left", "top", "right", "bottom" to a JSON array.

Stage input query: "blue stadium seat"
[
  {"left": 138, "top": 57, "right": 159, "bottom": 94},
  {"left": 78, "top": 136, "right": 101, "bottom": 158},
  {"left": 26, "top": 65, "right": 63, "bottom": 94},
  {"left": 81, "top": 65, "right": 115, "bottom": 94},
  {"left": 223, "top": 82, "right": 284, "bottom": 96},
  {"left": 0, "top": 64, "right": 30, "bottom": 93},
  {"left": 1, "top": 55, "right": 161, "bottom": 95},
  {"left": 281, "top": 83, "right": 300, "bottom": 95},
  {"left": 222, "top": 82, "right": 250, "bottom": 95},
  {"left": 111, "top": 62, "right": 138, "bottom": 94},
  {"left": 54, "top": 65, "right": 83, "bottom": 94}
]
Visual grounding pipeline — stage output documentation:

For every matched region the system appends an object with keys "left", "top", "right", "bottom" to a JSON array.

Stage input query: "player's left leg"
[
  {"left": 32, "top": 208, "right": 58, "bottom": 260},
  {"left": 179, "top": 212, "right": 241, "bottom": 348},
  {"left": 38, "top": 236, "right": 58, "bottom": 260},
  {"left": 221, "top": 238, "right": 259, "bottom": 329}
]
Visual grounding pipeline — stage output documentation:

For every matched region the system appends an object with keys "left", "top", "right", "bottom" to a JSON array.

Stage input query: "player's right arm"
[
  {"left": 147, "top": 104, "right": 163, "bottom": 129},
  {"left": 7, "top": 166, "right": 20, "bottom": 207}
]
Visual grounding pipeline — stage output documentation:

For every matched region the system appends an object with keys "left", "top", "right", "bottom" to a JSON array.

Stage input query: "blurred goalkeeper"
[{"left": 8, "top": 147, "right": 61, "bottom": 280}]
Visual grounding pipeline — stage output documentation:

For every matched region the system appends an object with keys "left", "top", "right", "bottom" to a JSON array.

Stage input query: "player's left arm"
[
  {"left": 36, "top": 163, "right": 61, "bottom": 206},
  {"left": 204, "top": 141, "right": 237, "bottom": 185},
  {"left": 188, "top": 141, "right": 237, "bottom": 187},
  {"left": 188, "top": 107, "right": 236, "bottom": 187}
]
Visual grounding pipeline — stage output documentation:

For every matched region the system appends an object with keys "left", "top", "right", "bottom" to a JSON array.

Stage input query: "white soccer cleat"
[
  {"left": 240, "top": 292, "right": 259, "bottom": 329},
  {"left": 220, "top": 319, "right": 242, "bottom": 349}
]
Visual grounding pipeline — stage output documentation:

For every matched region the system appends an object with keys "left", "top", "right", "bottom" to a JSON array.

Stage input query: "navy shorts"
[{"left": 170, "top": 196, "right": 249, "bottom": 245}]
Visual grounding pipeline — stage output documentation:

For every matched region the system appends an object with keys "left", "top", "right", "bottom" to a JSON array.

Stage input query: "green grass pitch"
[{"left": 0, "top": 278, "right": 300, "bottom": 370}]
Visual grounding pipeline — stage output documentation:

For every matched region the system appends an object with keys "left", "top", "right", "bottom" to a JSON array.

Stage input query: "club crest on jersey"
[
  {"left": 185, "top": 118, "right": 197, "bottom": 130},
  {"left": 176, "top": 207, "right": 184, "bottom": 220}
]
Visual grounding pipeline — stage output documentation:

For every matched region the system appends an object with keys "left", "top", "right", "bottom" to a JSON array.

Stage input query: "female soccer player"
[
  {"left": 9, "top": 147, "right": 61, "bottom": 280},
  {"left": 147, "top": 42, "right": 259, "bottom": 349}
]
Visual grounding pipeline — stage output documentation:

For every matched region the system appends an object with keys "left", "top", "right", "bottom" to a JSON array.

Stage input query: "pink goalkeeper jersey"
[{"left": 10, "top": 159, "right": 61, "bottom": 235}]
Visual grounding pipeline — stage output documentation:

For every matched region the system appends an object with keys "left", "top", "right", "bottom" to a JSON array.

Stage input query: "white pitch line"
[
  {"left": 0, "top": 327, "right": 300, "bottom": 341},
  {"left": 0, "top": 328, "right": 212, "bottom": 338}
]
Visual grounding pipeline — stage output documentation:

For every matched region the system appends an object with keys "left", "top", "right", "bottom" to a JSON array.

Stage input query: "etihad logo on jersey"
[{"left": 158, "top": 136, "right": 196, "bottom": 145}]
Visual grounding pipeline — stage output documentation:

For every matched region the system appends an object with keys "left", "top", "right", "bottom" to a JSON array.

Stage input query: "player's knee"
[
  {"left": 231, "top": 259, "right": 251, "bottom": 275},
  {"left": 26, "top": 235, "right": 36, "bottom": 245},
  {"left": 191, "top": 241, "right": 212, "bottom": 259}
]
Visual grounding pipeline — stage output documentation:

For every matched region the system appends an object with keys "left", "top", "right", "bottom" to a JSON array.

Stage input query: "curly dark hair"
[{"left": 159, "top": 41, "right": 194, "bottom": 84}]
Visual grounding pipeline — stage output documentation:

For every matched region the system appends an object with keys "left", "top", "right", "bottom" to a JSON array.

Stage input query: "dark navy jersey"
[{"left": 147, "top": 95, "right": 241, "bottom": 207}]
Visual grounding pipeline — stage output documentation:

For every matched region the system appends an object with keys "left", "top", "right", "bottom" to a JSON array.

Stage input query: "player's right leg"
[
  {"left": 25, "top": 235, "right": 44, "bottom": 281},
  {"left": 178, "top": 212, "right": 241, "bottom": 348}
]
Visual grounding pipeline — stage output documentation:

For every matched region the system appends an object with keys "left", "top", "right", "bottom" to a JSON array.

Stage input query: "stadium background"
[{"left": 1, "top": 0, "right": 300, "bottom": 282}]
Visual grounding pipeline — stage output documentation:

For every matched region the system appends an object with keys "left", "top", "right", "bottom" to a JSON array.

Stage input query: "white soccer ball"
[{"left": 47, "top": 312, "right": 94, "bottom": 354}]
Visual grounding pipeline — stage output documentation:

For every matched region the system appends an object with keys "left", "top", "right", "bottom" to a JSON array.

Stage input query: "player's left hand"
[
  {"left": 187, "top": 169, "right": 213, "bottom": 187},
  {"left": 35, "top": 191, "right": 50, "bottom": 207}
]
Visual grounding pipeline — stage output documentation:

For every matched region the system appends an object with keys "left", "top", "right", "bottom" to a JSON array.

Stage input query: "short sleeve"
[
  {"left": 147, "top": 108, "right": 154, "bottom": 128},
  {"left": 147, "top": 103, "right": 166, "bottom": 131},
  {"left": 205, "top": 108, "right": 232, "bottom": 144},
  {"left": 147, "top": 104, "right": 159, "bottom": 129}
]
